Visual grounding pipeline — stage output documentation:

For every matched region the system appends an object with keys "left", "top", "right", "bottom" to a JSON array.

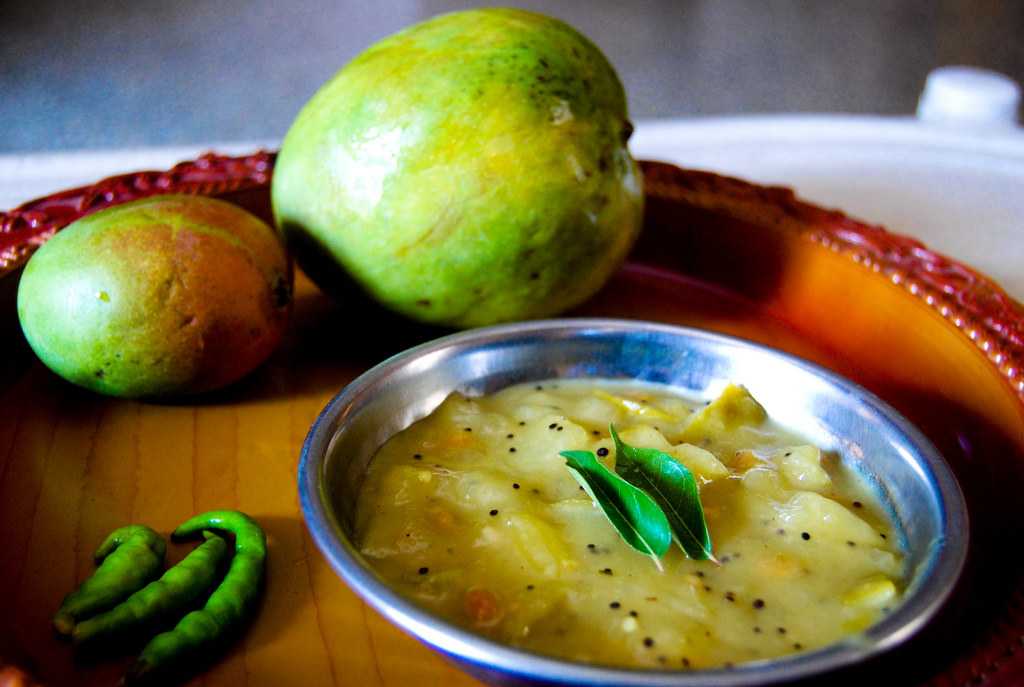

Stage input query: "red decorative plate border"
[
  {"left": 0, "top": 151, "right": 275, "bottom": 274},
  {"left": 4, "top": 153, "right": 1022, "bottom": 406}
]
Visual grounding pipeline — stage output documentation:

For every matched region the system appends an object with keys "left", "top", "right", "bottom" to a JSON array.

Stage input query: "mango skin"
[
  {"left": 272, "top": 8, "right": 643, "bottom": 327},
  {"left": 17, "top": 195, "right": 292, "bottom": 398}
]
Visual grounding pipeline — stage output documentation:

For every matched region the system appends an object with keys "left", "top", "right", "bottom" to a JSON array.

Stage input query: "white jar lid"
[{"left": 917, "top": 66, "right": 1020, "bottom": 126}]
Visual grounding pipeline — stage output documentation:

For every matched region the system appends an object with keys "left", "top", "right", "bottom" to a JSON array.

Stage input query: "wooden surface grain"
[
  {"left": 0, "top": 271, "right": 475, "bottom": 687},
  {"left": 0, "top": 255, "right": 841, "bottom": 686},
  {"left": 5, "top": 258, "right": 1024, "bottom": 686}
]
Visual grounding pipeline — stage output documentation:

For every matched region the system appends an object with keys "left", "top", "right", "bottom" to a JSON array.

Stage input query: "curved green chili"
[
  {"left": 53, "top": 525, "right": 165, "bottom": 636},
  {"left": 72, "top": 531, "right": 228, "bottom": 651},
  {"left": 125, "top": 510, "right": 266, "bottom": 684}
]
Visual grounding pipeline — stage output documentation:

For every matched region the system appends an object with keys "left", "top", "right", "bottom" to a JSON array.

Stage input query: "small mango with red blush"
[{"left": 16, "top": 195, "right": 292, "bottom": 397}]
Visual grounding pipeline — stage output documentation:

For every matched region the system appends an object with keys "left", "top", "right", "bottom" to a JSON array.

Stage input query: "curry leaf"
[
  {"left": 560, "top": 450, "right": 671, "bottom": 568},
  {"left": 610, "top": 425, "right": 717, "bottom": 562}
]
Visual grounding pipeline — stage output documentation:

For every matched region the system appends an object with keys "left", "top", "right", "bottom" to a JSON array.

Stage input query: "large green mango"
[{"left": 272, "top": 8, "right": 643, "bottom": 327}]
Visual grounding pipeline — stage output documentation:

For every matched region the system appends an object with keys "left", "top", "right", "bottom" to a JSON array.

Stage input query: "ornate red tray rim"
[{"left": 4, "top": 151, "right": 1021, "bottom": 405}]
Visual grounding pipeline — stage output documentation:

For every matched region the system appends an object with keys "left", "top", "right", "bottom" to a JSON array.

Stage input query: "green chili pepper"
[
  {"left": 125, "top": 510, "right": 267, "bottom": 685},
  {"left": 53, "top": 525, "right": 165, "bottom": 636},
  {"left": 72, "top": 531, "right": 228, "bottom": 652}
]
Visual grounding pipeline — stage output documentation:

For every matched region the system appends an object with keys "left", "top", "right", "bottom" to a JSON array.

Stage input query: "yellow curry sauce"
[{"left": 354, "top": 381, "right": 904, "bottom": 669}]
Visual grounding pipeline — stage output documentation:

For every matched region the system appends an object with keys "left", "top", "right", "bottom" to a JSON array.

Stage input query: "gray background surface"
[{"left": 2, "top": 0, "right": 1022, "bottom": 152}]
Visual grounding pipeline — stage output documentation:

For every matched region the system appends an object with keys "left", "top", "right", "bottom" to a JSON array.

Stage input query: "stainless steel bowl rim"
[{"left": 299, "top": 318, "right": 968, "bottom": 686}]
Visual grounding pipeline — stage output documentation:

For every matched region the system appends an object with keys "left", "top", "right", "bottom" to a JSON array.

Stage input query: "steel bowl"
[{"left": 298, "top": 318, "right": 968, "bottom": 686}]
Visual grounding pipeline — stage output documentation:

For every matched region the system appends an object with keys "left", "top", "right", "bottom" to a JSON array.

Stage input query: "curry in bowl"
[{"left": 354, "top": 379, "right": 903, "bottom": 669}]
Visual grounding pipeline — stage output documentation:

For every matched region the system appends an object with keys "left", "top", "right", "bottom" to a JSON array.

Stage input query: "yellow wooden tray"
[{"left": 1, "top": 155, "right": 1022, "bottom": 686}]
